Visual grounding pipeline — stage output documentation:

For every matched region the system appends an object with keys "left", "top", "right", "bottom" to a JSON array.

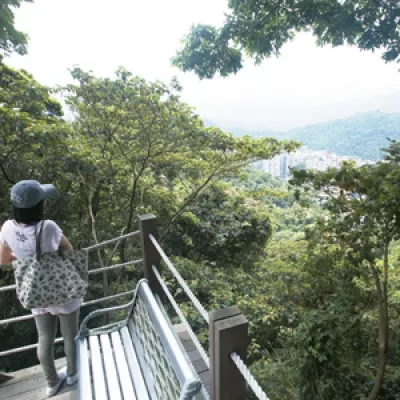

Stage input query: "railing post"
[
  {"left": 139, "top": 214, "right": 162, "bottom": 297},
  {"left": 209, "top": 306, "right": 249, "bottom": 400}
]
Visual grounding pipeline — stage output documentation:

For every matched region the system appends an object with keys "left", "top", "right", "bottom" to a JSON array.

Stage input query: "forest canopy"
[{"left": 173, "top": 0, "right": 400, "bottom": 78}]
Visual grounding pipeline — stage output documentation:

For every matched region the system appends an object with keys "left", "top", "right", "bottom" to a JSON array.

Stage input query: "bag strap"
[{"left": 35, "top": 220, "right": 45, "bottom": 260}]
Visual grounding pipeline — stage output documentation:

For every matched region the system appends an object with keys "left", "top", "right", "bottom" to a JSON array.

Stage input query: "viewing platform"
[
  {"left": 0, "top": 324, "right": 209, "bottom": 400},
  {"left": 0, "top": 215, "right": 268, "bottom": 400}
]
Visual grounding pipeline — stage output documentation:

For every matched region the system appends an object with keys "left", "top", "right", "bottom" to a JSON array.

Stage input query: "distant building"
[{"left": 260, "top": 147, "right": 374, "bottom": 179}]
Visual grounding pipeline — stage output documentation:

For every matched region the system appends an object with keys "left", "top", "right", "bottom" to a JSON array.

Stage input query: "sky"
[{"left": 7, "top": 0, "right": 400, "bottom": 131}]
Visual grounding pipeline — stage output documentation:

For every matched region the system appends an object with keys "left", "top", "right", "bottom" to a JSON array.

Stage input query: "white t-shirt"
[{"left": 0, "top": 219, "right": 81, "bottom": 315}]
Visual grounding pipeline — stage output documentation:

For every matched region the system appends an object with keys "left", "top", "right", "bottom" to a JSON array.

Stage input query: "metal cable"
[
  {"left": 0, "top": 231, "right": 139, "bottom": 295},
  {"left": 0, "top": 231, "right": 140, "bottom": 353},
  {"left": 88, "top": 259, "right": 142, "bottom": 275},
  {"left": 230, "top": 352, "right": 270, "bottom": 400},
  {"left": 0, "top": 259, "right": 142, "bottom": 294},
  {"left": 0, "top": 291, "right": 134, "bottom": 327},
  {"left": 149, "top": 234, "right": 209, "bottom": 324},
  {"left": 82, "top": 290, "right": 134, "bottom": 307},
  {"left": 0, "top": 313, "right": 35, "bottom": 326},
  {"left": 0, "top": 284, "right": 16, "bottom": 293},
  {"left": 83, "top": 230, "right": 140, "bottom": 251},
  {"left": 0, "top": 338, "right": 64, "bottom": 357},
  {"left": 152, "top": 265, "right": 210, "bottom": 369}
]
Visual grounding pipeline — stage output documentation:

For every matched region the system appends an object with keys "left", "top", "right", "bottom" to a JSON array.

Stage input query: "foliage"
[
  {"left": 291, "top": 153, "right": 400, "bottom": 400},
  {"left": 0, "top": 56, "right": 66, "bottom": 216},
  {"left": 2, "top": 43, "right": 400, "bottom": 400},
  {"left": 0, "top": 0, "right": 32, "bottom": 55},
  {"left": 173, "top": 0, "right": 400, "bottom": 78},
  {"left": 0, "top": 60, "right": 299, "bottom": 372},
  {"left": 164, "top": 183, "right": 271, "bottom": 269},
  {"left": 62, "top": 67, "right": 299, "bottom": 252}
]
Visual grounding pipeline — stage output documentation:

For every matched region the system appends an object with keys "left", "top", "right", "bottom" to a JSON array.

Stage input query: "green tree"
[
  {"left": 291, "top": 155, "right": 400, "bottom": 400},
  {"left": 173, "top": 0, "right": 400, "bottom": 78},
  {"left": 63, "top": 67, "right": 299, "bottom": 258},
  {"left": 0, "top": 1, "right": 32, "bottom": 55},
  {"left": 0, "top": 58, "right": 73, "bottom": 372},
  {"left": 0, "top": 56, "right": 65, "bottom": 207},
  {"left": 164, "top": 183, "right": 271, "bottom": 269}
]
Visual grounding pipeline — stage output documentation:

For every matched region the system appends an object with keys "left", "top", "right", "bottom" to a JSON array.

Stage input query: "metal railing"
[
  {"left": 149, "top": 234, "right": 209, "bottom": 323},
  {"left": 231, "top": 353, "right": 270, "bottom": 400},
  {"left": 0, "top": 230, "right": 142, "bottom": 357},
  {"left": 1, "top": 215, "right": 270, "bottom": 400},
  {"left": 141, "top": 214, "right": 270, "bottom": 400},
  {"left": 152, "top": 265, "right": 210, "bottom": 369},
  {"left": 142, "top": 225, "right": 211, "bottom": 400}
]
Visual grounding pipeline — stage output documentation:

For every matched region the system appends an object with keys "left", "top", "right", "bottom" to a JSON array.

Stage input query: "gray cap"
[{"left": 11, "top": 180, "right": 56, "bottom": 209}]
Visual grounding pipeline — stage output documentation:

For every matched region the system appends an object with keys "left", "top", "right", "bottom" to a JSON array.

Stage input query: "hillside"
[
  {"left": 286, "top": 111, "right": 400, "bottom": 160},
  {"left": 226, "top": 111, "right": 400, "bottom": 161}
]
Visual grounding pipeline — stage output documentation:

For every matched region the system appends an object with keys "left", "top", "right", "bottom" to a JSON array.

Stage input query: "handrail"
[
  {"left": 82, "top": 290, "right": 134, "bottom": 307},
  {"left": 0, "top": 229, "right": 141, "bottom": 357},
  {"left": 138, "top": 279, "right": 202, "bottom": 389},
  {"left": 0, "top": 313, "right": 34, "bottom": 326},
  {"left": 88, "top": 259, "right": 142, "bottom": 275},
  {"left": 0, "top": 338, "right": 64, "bottom": 358},
  {"left": 0, "top": 291, "right": 134, "bottom": 327},
  {"left": 148, "top": 234, "right": 209, "bottom": 324},
  {"left": 83, "top": 230, "right": 140, "bottom": 251},
  {"left": 1, "top": 217, "right": 268, "bottom": 400},
  {"left": 152, "top": 265, "right": 210, "bottom": 369},
  {"left": 231, "top": 352, "right": 270, "bottom": 400},
  {"left": 0, "top": 284, "right": 16, "bottom": 294},
  {"left": 0, "top": 290, "right": 135, "bottom": 356}
]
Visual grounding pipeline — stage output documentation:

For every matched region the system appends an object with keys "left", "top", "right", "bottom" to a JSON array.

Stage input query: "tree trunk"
[
  {"left": 87, "top": 189, "right": 109, "bottom": 324},
  {"left": 367, "top": 344, "right": 387, "bottom": 400},
  {"left": 368, "top": 245, "right": 389, "bottom": 400},
  {"left": 119, "top": 172, "right": 140, "bottom": 264}
]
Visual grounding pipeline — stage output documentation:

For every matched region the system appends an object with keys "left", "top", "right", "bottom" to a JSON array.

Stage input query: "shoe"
[
  {"left": 66, "top": 372, "right": 78, "bottom": 385},
  {"left": 46, "top": 367, "right": 67, "bottom": 397}
]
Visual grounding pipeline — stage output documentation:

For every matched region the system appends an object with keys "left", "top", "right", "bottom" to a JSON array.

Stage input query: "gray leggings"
[{"left": 34, "top": 309, "right": 79, "bottom": 387}]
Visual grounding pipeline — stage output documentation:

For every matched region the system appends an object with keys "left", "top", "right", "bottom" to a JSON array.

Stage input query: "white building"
[{"left": 260, "top": 147, "right": 374, "bottom": 179}]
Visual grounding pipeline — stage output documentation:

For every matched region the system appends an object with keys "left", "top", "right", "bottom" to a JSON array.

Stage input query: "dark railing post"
[
  {"left": 139, "top": 214, "right": 162, "bottom": 296},
  {"left": 209, "top": 306, "right": 249, "bottom": 400}
]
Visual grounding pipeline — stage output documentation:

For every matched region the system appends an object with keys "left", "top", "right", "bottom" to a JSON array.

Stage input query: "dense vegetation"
[
  {"left": 230, "top": 111, "right": 400, "bottom": 161},
  {"left": 0, "top": 56, "right": 297, "bottom": 372},
  {"left": 2, "top": 2, "right": 400, "bottom": 400}
]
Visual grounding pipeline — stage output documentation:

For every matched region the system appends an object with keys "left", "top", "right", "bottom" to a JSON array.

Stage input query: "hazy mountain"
[
  {"left": 228, "top": 127, "right": 281, "bottom": 139},
  {"left": 217, "top": 111, "right": 400, "bottom": 161},
  {"left": 204, "top": 120, "right": 280, "bottom": 138},
  {"left": 285, "top": 111, "right": 400, "bottom": 160}
]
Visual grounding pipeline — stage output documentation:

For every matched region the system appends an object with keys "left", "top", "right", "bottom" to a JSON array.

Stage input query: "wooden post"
[
  {"left": 139, "top": 214, "right": 162, "bottom": 296},
  {"left": 209, "top": 306, "right": 249, "bottom": 400}
]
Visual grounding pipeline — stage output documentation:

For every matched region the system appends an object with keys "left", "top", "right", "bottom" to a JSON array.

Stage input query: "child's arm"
[
  {"left": 0, "top": 243, "right": 16, "bottom": 264},
  {"left": 59, "top": 234, "right": 73, "bottom": 252}
]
